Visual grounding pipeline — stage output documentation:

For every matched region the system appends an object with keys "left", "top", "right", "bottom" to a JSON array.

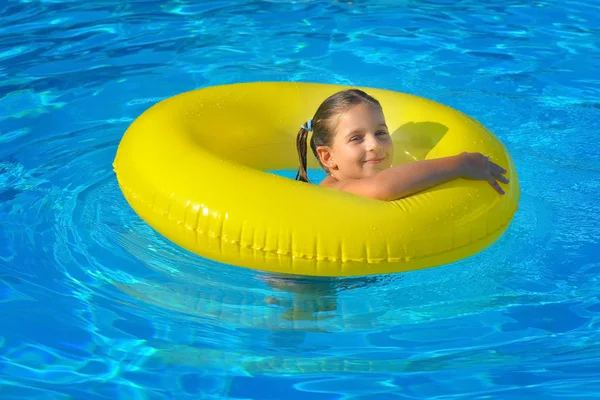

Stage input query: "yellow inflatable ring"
[{"left": 113, "top": 82, "right": 520, "bottom": 277}]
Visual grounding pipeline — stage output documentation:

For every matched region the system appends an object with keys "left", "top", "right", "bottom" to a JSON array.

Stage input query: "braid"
[{"left": 295, "top": 125, "right": 310, "bottom": 183}]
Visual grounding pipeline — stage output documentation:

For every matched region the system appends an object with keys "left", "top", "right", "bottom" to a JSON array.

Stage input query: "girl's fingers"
[
  {"left": 488, "top": 177, "right": 505, "bottom": 195},
  {"left": 490, "top": 161, "right": 507, "bottom": 174},
  {"left": 484, "top": 159, "right": 509, "bottom": 194},
  {"left": 493, "top": 170, "right": 510, "bottom": 184}
]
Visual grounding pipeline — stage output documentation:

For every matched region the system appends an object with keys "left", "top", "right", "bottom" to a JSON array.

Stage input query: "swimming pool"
[{"left": 1, "top": 0, "right": 599, "bottom": 398}]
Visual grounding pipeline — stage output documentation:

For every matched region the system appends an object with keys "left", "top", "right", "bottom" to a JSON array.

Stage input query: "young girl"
[{"left": 296, "top": 89, "right": 509, "bottom": 200}]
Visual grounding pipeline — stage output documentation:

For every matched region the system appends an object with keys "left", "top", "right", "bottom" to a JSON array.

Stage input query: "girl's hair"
[{"left": 295, "top": 89, "right": 382, "bottom": 183}]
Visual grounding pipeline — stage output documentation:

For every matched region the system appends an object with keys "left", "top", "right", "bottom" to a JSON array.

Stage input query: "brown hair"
[{"left": 295, "top": 89, "right": 382, "bottom": 182}]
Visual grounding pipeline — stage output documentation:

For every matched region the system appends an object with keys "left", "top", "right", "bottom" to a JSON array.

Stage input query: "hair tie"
[{"left": 303, "top": 119, "right": 313, "bottom": 132}]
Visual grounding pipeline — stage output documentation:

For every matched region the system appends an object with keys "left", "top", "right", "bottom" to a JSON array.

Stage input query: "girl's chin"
[
  {"left": 361, "top": 169, "right": 386, "bottom": 178},
  {"left": 364, "top": 164, "right": 389, "bottom": 172}
]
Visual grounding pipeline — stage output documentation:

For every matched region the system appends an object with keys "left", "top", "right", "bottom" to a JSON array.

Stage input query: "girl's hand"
[{"left": 458, "top": 152, "right": 509, "bottom": 195}]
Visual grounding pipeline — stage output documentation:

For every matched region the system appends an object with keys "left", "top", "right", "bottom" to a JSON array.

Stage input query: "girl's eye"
[
  {"left": 376, "top": 130, "right": 388, "bottom": 136},
  {"left": 350, "top": 136, "right": 361, "bottom": 142}
]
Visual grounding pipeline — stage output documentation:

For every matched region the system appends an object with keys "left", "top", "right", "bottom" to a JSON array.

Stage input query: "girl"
[{"left": 296, "top": 89, "right": 509, "bottom": 201}]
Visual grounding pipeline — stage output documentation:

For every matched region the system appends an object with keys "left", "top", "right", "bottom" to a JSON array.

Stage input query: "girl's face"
[{"left": 317, "top": 102, "right": 393, "bottom": 181}]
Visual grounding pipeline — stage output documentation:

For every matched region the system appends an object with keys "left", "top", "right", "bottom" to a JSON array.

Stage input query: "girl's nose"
[{"left": 365, "top": 134, "right": 381, "bottom": 151}]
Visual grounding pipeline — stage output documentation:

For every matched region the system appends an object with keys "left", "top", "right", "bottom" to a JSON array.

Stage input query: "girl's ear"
[{"left": 316, "top": 145, "right": 335, "bottom": 169}]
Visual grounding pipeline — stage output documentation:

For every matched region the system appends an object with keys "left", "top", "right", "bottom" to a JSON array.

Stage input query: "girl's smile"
[{"left": 364, "top": 158, "right": 385, "bottom": 164}]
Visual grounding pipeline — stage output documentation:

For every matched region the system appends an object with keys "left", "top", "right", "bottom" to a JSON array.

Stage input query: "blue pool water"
[{"left": 1, "top": 0, "right": 599, "bottom": 398}]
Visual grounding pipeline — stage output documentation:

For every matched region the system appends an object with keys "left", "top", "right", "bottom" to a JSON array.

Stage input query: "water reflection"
[
  {"left": 261, "top": 273, "right": 382, "bottom": 325},
  {"left": 113, "top": 231, "right": 393, "bottom": 332}
]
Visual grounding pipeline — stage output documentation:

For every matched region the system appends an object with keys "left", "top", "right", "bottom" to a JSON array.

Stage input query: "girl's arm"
[{"left": 330, "top": 152, "right": 509, "bottom": 201}]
